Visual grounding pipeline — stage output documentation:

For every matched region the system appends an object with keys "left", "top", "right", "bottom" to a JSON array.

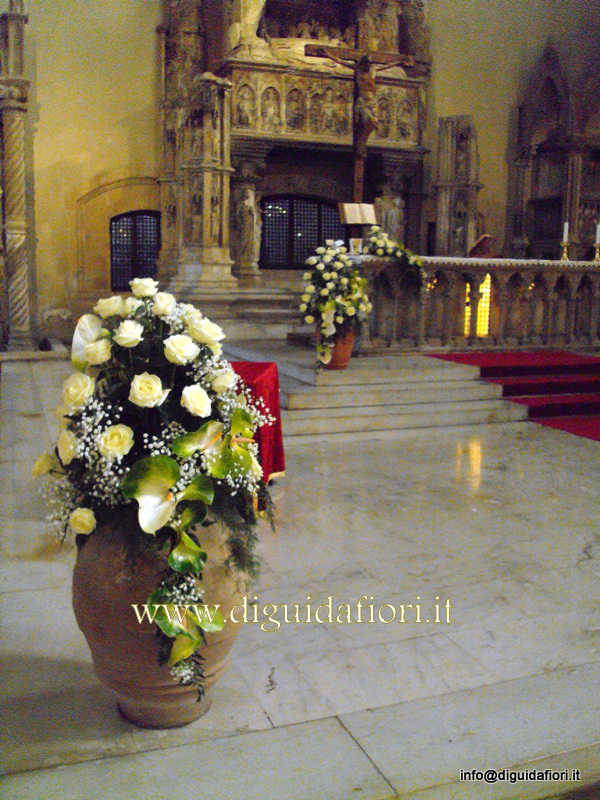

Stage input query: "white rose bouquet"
[
  {"left": 33, "top": 279, "right": 273, "bottom": 695},
  {"left": 300, "top": 240, "right": 372, "bottom": 366},
  {"left": 364, "top": 225, "right": 426, "bottom": 282}
]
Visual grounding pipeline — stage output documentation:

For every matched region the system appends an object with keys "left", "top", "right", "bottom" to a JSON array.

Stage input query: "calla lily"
[
  {"left": 121, "top": 455, "right": 180, "bottom": 534},
  {"left": 172, "top": 420, "right": 233, "bottom": 479},
  {"left": 71, "top": 314, "right": 105, "bottom": 371}
]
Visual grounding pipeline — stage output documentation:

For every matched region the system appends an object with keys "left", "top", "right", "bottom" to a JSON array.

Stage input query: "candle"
[
  {"left": 596, "top": 223, "right": 600, "bottom": 246},
  {"left": 563, "top": 222, "right": 569, "bottom": 242}
]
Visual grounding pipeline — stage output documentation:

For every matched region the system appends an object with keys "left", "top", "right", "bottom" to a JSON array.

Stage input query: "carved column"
[
  {"left": 230, "top": 160, "right": 264, "bottom": 287},
  {"left": 0, "top": 1, "right": 33, "bottom": 350},
  {"left": 434, "top": 116, "right": 481, "bottom": 256},
  {"left": 169, "top": 74, "right": 237, "bottom": 297},
  {"left": 591, "top": 285, "right": 600, "bottom": 347},
  {"left": 565, "top": 150, "right": 583, "bottom": 259},
  {"left": 467, "top": 275, "right": 484, "bottom": 344},
  {"left": 495, "top": 284, "right": 509, "bottom": 346}
]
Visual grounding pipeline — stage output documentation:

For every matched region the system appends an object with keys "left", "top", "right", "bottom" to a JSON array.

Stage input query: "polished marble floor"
[{"left": 1, "top": 358, "right": 600, "bottom": 799}]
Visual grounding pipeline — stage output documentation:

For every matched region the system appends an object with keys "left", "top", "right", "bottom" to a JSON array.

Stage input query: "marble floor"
[{"left": 1, "top": 358, "right": 600, "bottom": 800}]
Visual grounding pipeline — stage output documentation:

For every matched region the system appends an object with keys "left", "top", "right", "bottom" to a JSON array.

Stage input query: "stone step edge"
[
  {"left": 282, "top": 405, "right": 528, "bottom": 438},
  {"left": 282, "top": 396, "right": 523, "bottom": 420}
]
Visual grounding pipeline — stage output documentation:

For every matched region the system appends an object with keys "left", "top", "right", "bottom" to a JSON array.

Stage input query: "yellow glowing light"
[{"left": 464, "top": 274, "right": 491, "bottom": 337}]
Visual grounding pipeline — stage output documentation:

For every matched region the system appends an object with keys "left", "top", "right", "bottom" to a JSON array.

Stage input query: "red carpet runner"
[{"left": 429, "top": 350, "right": 600, "bottom": 443}]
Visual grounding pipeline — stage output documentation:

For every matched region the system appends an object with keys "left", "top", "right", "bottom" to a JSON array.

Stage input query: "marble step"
[
  {"left": 281, "top": 397, "right": 528, "bottom": 437},
  {"left": 280, "top": 377, "right": 503, "bottom": 410}
]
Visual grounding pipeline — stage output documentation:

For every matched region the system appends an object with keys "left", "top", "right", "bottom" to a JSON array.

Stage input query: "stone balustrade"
[{"left": 354, "top": 254, "right": 600, "bottom": 350}]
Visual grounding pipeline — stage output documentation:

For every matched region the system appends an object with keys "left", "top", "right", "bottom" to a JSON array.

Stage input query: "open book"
[{"left": 338, "top": 203, "right": 377, "bottom": 225}]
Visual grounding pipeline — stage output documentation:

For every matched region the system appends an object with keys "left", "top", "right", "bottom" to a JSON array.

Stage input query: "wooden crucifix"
[{"left": 305, "top": 43, "right": 415, "bottom": 203}]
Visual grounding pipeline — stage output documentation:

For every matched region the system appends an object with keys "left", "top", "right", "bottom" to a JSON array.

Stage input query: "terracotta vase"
[
  {"left": 72, "top": 516, "right": 244, "bottom": 728},
  {"left": 324, "top": 328, "right": 356, "bottom": 370}
]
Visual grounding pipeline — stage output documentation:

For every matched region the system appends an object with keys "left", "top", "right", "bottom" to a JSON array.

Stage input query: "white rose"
[
  {"left": 57, "top": 430, "right": 78, "bottom": 465},
  {"left": 62, "top": 373, "right": 95, "bottom": 410},
  {"left": 130, "top": 277, "right": 159, "bottom": 298},
  {"left": 320, "top": 288, "right": 329, "bottom": 296},
  {"left": 316, "top": 263, "right": 324, "bottom": 271},
  {"left": 123, "top": 297, "right": 144, "bottom": 316},
  {"left": 301, "top": 294, "right": 310, "bottom": 302},
  {"left": 341, "top": 277, "right": 349, "bottom": 286},
  {"left": 376, "top": 248, "right": 384, "bottom": 256},
  {"left": 129, "top": 373, "right": 170, "bottom": 408},
  {"left": 32, "top": 452, "right": 56, "bottom": 477},
  {"left": 94, "top": 296, "right": 124, "bottom": 318},
  {"left": 299, "top": 303, "right": 307, "bottom": 312},
  {"left": 327, "top": 282, "right": 335, "bottom": 289},
  {"left": 164, "top": 334, "right": 200, "bottom": 365},
  {"left": 306, "top": 257, "right": 317, "bottom": 265},
  {"left": 209, "top": 342, "right": 223, "bottom": 357},
  {"left": 305, "top": 315, "right": 315, "bottom": 324},
  {"left": 70, "top": 507, "right": 96, "bottom": 535},
  {"left": 84, "top": 338, "right": 112, "bottom": 366},
  {"left": 359, "top": 303, "right": 367, "bottom": 312},
  {"left": 331, "top": 271, "right": 338, "bottom": 279},
  {"left": 347, "top": 306, "right": 356, "bottom": 316},
  {"left": 211, "top": 369, "right": 236, "bottom": 393},
  {"left": 303, "top": 272, "right": 312, "bottom": 280},
  {"left": 336, "top": 315, "right": 344, "bottom": 324},
  {"left": 187, "top": 317, "right": 225, "bottom": 346},
  {"left": 114, "top": 320, "right": 144, "bottom": 348},
  {"left": 323, "top": 254, "right": 333, "bottom": 264},
  {"left": 98, "top": 424, "right": 134, "bottom": 459},
  {"left": 315, "top": 247, "right": 325, "bottom": 254},
  {"left": 181, "top": 385, "right": 212, "bottom": 417},
  {"left": 322, "top": 272, "right": 331, "bottom": 280},
  {"left": 152, "top": 292, "right": 177, "bottom": 317},
  {"left": 305, "top": 285, "right": 315, "bottom": 293}
]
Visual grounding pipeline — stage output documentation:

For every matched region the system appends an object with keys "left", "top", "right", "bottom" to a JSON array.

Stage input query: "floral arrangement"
[
  {"left": 33, "top": 278, "right": 273, "bottom": 695},
  {"left": 299, "top": 239, "right": 372, "bottom": 365},
  {"left": 363, "top": 225, "right": 427, "bottom": 283}
]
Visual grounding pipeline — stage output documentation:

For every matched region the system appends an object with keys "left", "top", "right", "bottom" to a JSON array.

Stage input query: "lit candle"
[
  {"left": 563, "top": 222, "right": 569, "bottom": 242},
  {"left": 596, "top": 223, "right": 600, "bottom": 246}
]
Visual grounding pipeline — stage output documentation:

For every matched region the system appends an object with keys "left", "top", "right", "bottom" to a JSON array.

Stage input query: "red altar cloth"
[{"left": 231, "top": 361, "right": 285, "bottom": 483}]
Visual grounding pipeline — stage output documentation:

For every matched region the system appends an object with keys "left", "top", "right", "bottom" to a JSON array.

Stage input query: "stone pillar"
[
  {"left": 230, "top": 160, "right": 264, "bottom": 286},
  {"left": 0, "top": 1, "right": 33, "bottom": 350},
  {"left": 434, "top": 116, "right": 481, "bottom": 256},
  {"left": 512, "top": 155, "right": 532, "bottom": 258},
  {"left": 565, "top": 150, "right": 583, "bottom": 258}
]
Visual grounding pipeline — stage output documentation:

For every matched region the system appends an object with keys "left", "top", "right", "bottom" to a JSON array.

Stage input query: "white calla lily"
[{"left": 71, "top": 314, "right": 104, "bottom": 370}]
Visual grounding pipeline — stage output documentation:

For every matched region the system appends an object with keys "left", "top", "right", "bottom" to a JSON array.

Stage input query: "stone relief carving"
[
  {"left": 362, "top": 0, "right": 401, "bottom": 52},
  {"left": 210, "top": 176, "right": 221, "bottom": 243},
  {"left": 309, "top": 93, "right": 322, "bottom": 133},
  {"left": 261, "top": 86, "right": 281, "bottom": 129},
  {"left": 378, "top": 96, "right": 391, "bottom": 139},
  {"left": 286, "top": 88, "right": 306, "bottom": 130},
  {"left": 236, "top": 84, "right": 256, "bottom": 128}
]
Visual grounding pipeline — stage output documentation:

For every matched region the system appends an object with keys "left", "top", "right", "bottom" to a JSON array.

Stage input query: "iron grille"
[{"left": 110, "top": 211, "right": 161, "bottom": 291}]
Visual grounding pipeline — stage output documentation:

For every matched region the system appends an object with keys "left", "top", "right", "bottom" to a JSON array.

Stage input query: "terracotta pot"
[
  {"left": 324, "top": 328, "right": 356, "bottom": 370},
  {"left": 72, "top": 516, "right": 244, "bottom": 728}
]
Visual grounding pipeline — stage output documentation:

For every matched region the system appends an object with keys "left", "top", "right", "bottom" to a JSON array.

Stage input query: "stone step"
[
  {"left": 281, "top": 398, "right": 528, "bottom": 437},
  {"left": 280, "top": 377, "right": 503, "bottom": 410}
]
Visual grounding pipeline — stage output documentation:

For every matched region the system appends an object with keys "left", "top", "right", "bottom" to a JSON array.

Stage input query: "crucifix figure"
[{"left": 306, "top": 44, "right": 415, "bottom": 202}]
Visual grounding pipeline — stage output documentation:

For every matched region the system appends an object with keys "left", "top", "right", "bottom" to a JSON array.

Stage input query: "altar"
[{"left": 356, "top": 253, "right": 600, "bottom": 351}]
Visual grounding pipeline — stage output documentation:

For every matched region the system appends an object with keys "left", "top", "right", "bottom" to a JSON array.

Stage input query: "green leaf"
[
  {"left": 168, "top": 530, "right": 207, "bottom": 575},
  {"left": 204, "top": 435, "right": 234, "bottom": 479},
  {"left": 230, "top": 408, "right": 255, "bottom": 439},
  {"left": 192, "top": 605, "right": 225, "bottom": 633},
  {"left": 179, "top": 500, "right": 208, "bottom": 530},
  {"left": 146, "top": 590, "right": 190, "bottom": 638},
  {"left": 122, "top": 455, "right": 180, "bottom": 499},
  {"left": 172, "top": 420, "right": 225, "bottom": 458},
  {"left": 168, "top": 629, "right": 202, "bottom": 665},
  {"left": 231, "top": 442, "right": 254, "bottom": 474},
  {"left": 180, "top": 474, "right": 214, "bottom": 505}
]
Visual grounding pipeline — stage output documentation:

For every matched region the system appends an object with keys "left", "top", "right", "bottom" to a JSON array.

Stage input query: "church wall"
[
  {"left": 425, "top": 0, "right": 600, "bottom": 253},
  {"left": 26, "top": 0, "right": 161, "bottom": 340}
]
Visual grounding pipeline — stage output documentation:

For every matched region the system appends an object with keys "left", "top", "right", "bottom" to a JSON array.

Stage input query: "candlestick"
[
  {"left": 595, "top": 222, "right": 600, "bottom": 246},
  {"left": 563, "top": 222, "right": 569, "bottom": 242},
  {"left": 561, "top": 242, "right": 569, "bottom": 261},
  {"left": 595, "top": 244, "right": 600, "bottom": 263}
]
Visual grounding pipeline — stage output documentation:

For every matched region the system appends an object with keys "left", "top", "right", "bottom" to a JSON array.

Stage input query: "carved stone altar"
[
  {"left": 158, "top": 0, "right": 431, "bottom": 281},
  {"left": 356, "top": 254, "right": 600, "bottom": 350}
]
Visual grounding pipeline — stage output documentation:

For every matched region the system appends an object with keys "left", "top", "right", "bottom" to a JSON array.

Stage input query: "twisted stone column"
[{"left": 1, "top": 91, "right": 33, "bottom": 350}]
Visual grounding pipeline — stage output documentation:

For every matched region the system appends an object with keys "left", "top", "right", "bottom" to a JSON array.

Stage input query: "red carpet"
[{"left": 429, "top": 350, "right": 600, "bottom": 442}]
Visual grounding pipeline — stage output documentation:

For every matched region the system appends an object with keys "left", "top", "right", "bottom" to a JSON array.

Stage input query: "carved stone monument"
[
  {"left": 158, "top": 6, "right": 237, "bottom": 297},
  {"left": 0, "top": 0, "right": 33, "bottom": 349},
  {"left": 434, "top": 116, "right": 481, "bottom": 256}
]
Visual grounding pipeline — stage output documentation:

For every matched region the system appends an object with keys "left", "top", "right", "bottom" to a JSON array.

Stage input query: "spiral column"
[{"left": 1, "top": 2, "right": 32, "bottom": 350}]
